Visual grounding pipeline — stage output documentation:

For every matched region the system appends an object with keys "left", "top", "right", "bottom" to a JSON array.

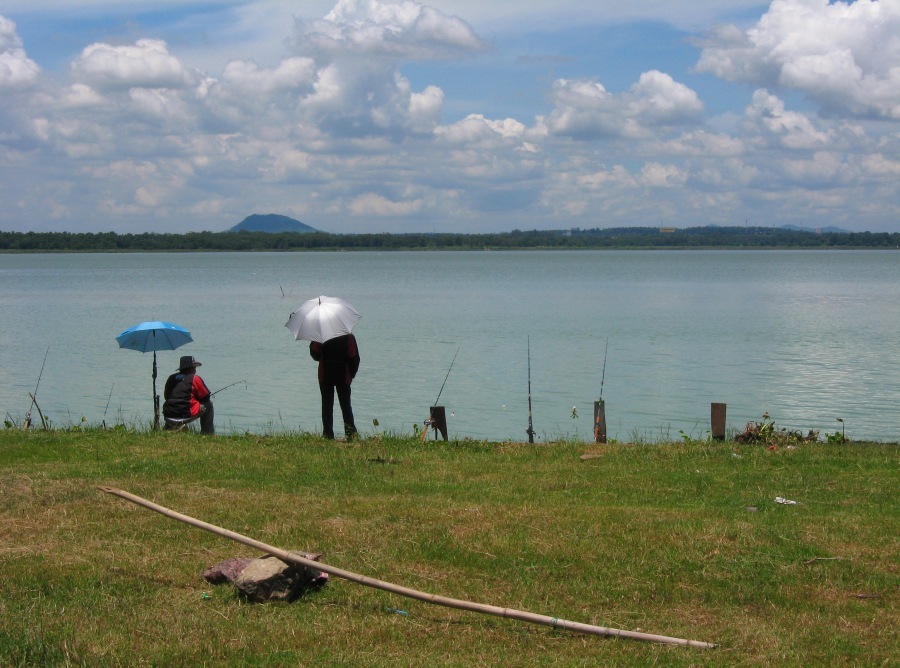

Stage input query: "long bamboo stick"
[{"left": 99, "top": 486, "right": 716, "bottom": 649}]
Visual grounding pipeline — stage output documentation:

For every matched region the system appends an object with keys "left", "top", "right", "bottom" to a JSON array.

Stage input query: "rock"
[{"left": 233, "top": 552, "right": 326, "bottom": 603}]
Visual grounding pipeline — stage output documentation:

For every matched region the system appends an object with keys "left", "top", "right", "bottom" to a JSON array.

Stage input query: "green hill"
[{"left": 229, "top": 214, "right": 318, "bottom": 233}]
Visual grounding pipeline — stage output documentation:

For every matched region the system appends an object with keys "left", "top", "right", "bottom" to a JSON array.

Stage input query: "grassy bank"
[{"left": 1, "top": 429, "right": 896, "bottom": 666}]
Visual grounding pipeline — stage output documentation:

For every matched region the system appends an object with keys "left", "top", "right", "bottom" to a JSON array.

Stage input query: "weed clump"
[{"left": 734, "top": 412, "right": 820, "bottom": 446}]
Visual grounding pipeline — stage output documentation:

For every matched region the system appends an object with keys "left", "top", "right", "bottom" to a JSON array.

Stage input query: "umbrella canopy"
[
  {"left": 116, "top": 321, "right": 193, "bottom": 428},
  {"left": 116, "top": 320, "right": 193, "bottom": 352},
  {"left": 285, "top": 296, "right": 361, "bottom": 343}
]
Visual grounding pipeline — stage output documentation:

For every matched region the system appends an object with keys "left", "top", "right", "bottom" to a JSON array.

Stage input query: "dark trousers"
[
  {"left": 163, "top": 401, "right": 214, "bottom": 435},
  {"left": 319, "top": 381, "right": 356, "bottom": 439},
  {"left": 199, "top": 401, "right": 215, "bottom": 435}
]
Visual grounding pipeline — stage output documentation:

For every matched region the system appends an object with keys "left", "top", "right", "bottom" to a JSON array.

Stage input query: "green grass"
[{"left": 1, "top": 429, "right": 896, "bottom": 666}]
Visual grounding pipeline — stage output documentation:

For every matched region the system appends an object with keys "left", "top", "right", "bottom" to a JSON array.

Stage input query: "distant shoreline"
[
  {"left": 2, "top": 246, "right": 899, "bottom": 254},
  {"left": 2, "top": 226, "right": 899, "bottom": 252}
]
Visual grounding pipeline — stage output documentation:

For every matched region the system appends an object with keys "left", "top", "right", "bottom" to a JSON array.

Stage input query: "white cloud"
[
  {"left": 349, "top": 191, "right": 424, "bottom": 216},
  {"left": 862, "top": 152, "right": 900, "bottom": 177},
  {"left": 221, "top": 57, "right": 317, "bottom": 94},
  {"left": 657, "top": 130, "right": 745, "bottom": 158},
  {"left": 545, "top": 71, "right": 704, "bottom": 139},
  {"left": 0, "top": 1, "right": 767, "bottom": 31},
  {"left": 640, "top": 162, "right": 687, "bottom": 188},
  {"left": 291, "top": 0, "right": 485, "bottom": 60},
  {"left": 435, "top": 114, "right": 527, "bottom": 145},
  {"left": 72, "top": 39, "right": 195, "bottom": 91},
  {"left": 697, "top": 0, "right": 900, "bottom": 119},
  {"left": 0, "top": 1, "right": 897, "bottom": 234},
  {"left": 408, "top": 84, "right": 444, "bottom": 131},
  {"left": 743, "top": 89, "right": 833, "bottom": 149},
  {"left": 0, "top": 16, "right": 39, "bottom": 87},
  {"left": 61, "top": 83, "right": 104, "bottom": 108}
]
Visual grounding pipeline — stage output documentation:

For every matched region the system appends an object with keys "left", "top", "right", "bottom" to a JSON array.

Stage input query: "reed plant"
[{"left": 0, "top": 428, "right": 896, "bottom": 666}]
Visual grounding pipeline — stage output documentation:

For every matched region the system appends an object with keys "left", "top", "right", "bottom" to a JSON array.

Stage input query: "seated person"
[{"left": 162, "top": 356, "right": 214, "bottom": 434}]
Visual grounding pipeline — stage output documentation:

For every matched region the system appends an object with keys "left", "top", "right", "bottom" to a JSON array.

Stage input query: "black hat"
[{"left": 178, "top": 355, "right": 202, "bottom": 371}]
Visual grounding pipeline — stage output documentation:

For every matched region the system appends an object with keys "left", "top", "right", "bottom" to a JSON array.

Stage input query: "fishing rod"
[
  {"left": 422, "top": 348, "right": 459, "bottom": 441},
  {"left": 526, "top": 336, "right": 535, "bottom": 444},
  {"left": 210, "top": 380, "right": 247, "bottom": 397},
  {"left": 102, "top": 383, "right": 115, "bottom": 428},
  {"left": 23, "top": 346, "right": 50, "bottom": 430},
  {"left": 599, "top": 337, "right": 609, "bottom": 402},
  {"left": 432, "top": 348, "right": 459, "bottom": 407}
]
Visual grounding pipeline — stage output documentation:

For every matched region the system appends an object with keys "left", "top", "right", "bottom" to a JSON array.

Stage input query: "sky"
[{"left": 0, "top": 0, "right": 898, "bottom": 234}]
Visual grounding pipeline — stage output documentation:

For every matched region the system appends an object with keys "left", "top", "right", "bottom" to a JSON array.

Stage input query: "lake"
[{"left": 1, "top": 250, "right": 898, "bottom": 442}]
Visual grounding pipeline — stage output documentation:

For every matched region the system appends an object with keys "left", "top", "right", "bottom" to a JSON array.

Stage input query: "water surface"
[{"left": 1, "top": 250, "right": 897, "bottom": 442}]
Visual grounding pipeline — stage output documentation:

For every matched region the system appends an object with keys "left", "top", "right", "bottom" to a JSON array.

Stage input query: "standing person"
[
  {"left": 309, "top": 334, "right": 359, "bottom": 440},
  {"left": 162, "top": 355, "right": 214, "bottom": 434}
]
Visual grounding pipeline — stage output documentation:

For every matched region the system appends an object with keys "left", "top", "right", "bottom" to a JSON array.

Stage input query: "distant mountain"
[
  {"left": 229, "top": 214, "right": 319, "bottom": 233},
  {"left": 779, "top": 224, "right": 851, "bottom": 234}
]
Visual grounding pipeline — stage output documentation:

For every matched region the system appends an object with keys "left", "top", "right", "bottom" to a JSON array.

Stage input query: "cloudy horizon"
[{"left": 1, "top": 0, "right": 898, "bottom": 234}]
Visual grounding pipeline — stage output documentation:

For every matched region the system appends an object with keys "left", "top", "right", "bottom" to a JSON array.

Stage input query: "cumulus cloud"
[
  {"left": 275, "top": 0, "right": 485, "bottom": 138},
  {"left": 743, "top": 89, "right": 833, "bottom": 149},
  {"left": 71, "top": 39, "right": 196, "bottom": 91},
  {"left": 544, "top": 71, "right": 704, "bottom": 139},
  {"left": 0, "top": 1, "right": 897, "bottom": 234},
  {"left": 435, "top": 114, "right": 527, "bottom": 145},
  {"left": 221, "top": 57, "right": 317, "bottom": 95},
  {"left": 0, "top": 15, "right": 39, "bottom": 87},
  {"left": 696, "top": 0, "right": 900, "bottom": 119},
  {"left": 290, "top": 0, "right": 485, "bottom": 60}
]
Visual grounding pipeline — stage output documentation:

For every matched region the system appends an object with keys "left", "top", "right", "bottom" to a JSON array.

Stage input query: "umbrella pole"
[{"left": 152, "top": 350, "right": 160, "bottom": 429}]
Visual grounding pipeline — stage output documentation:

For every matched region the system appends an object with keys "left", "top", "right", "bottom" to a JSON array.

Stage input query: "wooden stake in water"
[
  {"left": 711, "top": 403, "right": 726, "bottom": 440},
  {"left": 98, "top": 486, "right": 717, "bottom": 649},
  {"left": 594, "top": 338, "right": 608, "bottom": 443},
  {"left": 593, "top": 400, "right": 607, "bottom": 444},
  {"left": 421, "top": 348, "right": 458, "bottom": 442}
]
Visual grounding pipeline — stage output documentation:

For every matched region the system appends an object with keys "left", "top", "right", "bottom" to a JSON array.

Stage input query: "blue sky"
[{"left": 1, "top": 0, "right": 898, "bottom": 233}]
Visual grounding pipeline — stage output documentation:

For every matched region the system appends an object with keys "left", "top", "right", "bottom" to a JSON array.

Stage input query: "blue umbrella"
[{"left": 116, "top": 321, "right": 193, "bottom": 428}]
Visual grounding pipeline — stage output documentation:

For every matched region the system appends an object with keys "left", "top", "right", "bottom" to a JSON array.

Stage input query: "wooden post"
[
  {"left": 593, "top": 400, "right": 607, "bottom": 443},
  {"left": 429, "top": 406, "right": 448, "bottom": 441},
  {"left": 710, "top": 403, "right": 726, "bottom": 440}
]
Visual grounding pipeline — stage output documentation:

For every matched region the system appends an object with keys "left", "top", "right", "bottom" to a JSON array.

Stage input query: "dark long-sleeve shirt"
[
  {"left": 163, "top": 371, "right": 211, "bottom": 419},
  {"left": 309, "top": 334, "right": 360, "bottom": 385}
]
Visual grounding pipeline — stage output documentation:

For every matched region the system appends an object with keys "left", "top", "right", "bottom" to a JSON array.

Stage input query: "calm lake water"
[{"left": 1, "top": 250, "right": 898, "bottom": 442}]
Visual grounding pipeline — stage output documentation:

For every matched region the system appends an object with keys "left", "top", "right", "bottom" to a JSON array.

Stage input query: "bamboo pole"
[{"left": 99, "top": 486, "right": 716, "bottom": 649}]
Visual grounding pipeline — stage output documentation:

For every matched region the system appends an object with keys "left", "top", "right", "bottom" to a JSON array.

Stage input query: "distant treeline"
[{"left": 1, "top": 226, "right": 898, "bottom": 252}]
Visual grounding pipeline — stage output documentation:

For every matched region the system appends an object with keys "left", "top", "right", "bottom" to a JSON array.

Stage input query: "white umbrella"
[{"left": 285, "top": 295, "right": 361, "bottom": 343}]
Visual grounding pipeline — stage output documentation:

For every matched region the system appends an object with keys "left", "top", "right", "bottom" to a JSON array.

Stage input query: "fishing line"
[{"left": 210, "top": 380, "right": 248, "bottom": 397}]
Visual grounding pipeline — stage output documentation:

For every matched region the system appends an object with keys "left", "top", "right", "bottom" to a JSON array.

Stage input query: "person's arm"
[
  {"left": 193, "top": 375, "right": 212, "bottom": 402},
  {"left": 348, "top": 336, "right": 360, "bottom": 379},
  {"left": 309, "top": 341, "right": 322, "bottom": 361}
]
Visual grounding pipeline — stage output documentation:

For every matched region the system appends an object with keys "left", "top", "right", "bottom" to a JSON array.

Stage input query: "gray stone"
[{"left": 233, "top": 552, "right": 326, "bottom": 603}]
